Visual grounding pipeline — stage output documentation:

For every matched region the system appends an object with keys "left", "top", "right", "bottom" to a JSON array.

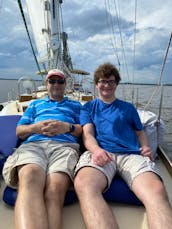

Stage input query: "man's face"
[
  {"left": 96, "top": 75, "right": 117, "bottom": 99},
  {"left": 46, "top": 76, "right": 66, "bottom": 99}
]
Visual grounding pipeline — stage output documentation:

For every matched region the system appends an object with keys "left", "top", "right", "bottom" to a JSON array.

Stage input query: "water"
[
  {"left": 116, "top": 84, "right": 172, "bottom": 132},
  {"left": 117, "top": 84, "right": 172, "bottom": 158},
  {"left": 0, "top": 79, "right": 43, "bottom": 103},
  {"left": 0, "top": 79, "right": 171, "bottom": 153},
  {"left": 92, "top": 83, "right": 172, "bottom": 155}
]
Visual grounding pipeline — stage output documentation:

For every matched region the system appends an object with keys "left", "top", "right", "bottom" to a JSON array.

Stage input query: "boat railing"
[{"left": 17, "top": 77, "right": 37, "bottom": 102}]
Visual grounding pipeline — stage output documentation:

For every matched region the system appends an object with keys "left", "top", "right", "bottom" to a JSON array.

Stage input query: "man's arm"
[
  {"left": 69, "top": 124, "right": 83, "bottom": 137},
  {"left": 83, "top": 123, "right": 100, "bottom": 152},
  {"left": 135, "top": 130, "right": 154, "bottom": 160},
  {"left": 16, "top": 120, "right": 82, "bottom": 140},
  {"left": 40, "top": 121, "right": 82, "bottom": 137},
  {"left": 16, "top": 120, "right": 53, "bottom": 140},
  {"left": 83, "top": 123, "right": 113, "bottom": 166}
]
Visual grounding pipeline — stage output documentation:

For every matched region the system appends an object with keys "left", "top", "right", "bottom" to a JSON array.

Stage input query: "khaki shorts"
[
  {"left": 75, "top": 151, "right": 161, "bottom": 190},
  {"left": 3, "top": 141, "right": 80, "bottom": 189}
]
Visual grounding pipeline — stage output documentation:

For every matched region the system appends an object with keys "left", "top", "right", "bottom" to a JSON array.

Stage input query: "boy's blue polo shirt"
[{"left": 80, "top": 98, "right": 143, "bottom": 154}]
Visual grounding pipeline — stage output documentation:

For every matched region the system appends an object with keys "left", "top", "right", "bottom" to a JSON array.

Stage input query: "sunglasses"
[{"left": 48, "top": 78, "right": 65, "bottom": 85}]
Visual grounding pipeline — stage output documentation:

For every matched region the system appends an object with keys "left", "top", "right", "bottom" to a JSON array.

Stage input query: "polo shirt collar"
[{"left": 45, "top": 95, "right": 68, "bottom": 102}]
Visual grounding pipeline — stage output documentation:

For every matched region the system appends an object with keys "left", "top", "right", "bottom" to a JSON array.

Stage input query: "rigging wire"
[
  {"left": 112, "top": 0, "right": 130, "bottom": 83},
  {"left": 157, "top": 85, "right": 164, "bottom": 122},
  {"left": 132, "top": 0, "right": 137, "bottom": 82},
  {"left": 115, "top": 0, "right": 125, "bottom": 75},
  {"left": 0, "top": 0, "right": 3, "bottom": 13},
  {"left": 131, "top": 0, "right": 137, "bottom": 104},
  {"left": 17, "top": 0, "right": 43, "bottom": 79},
  {"left": 144, "top": 32, "right": 172, "bottom": 111},
  {"left": 104, "top": 0, "right": 120, "bottom": 70}
]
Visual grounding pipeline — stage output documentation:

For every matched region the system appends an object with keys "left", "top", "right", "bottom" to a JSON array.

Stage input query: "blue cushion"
[
  {"left": 1, "top": 114, "right": 77, "bottom": 207},
  {"left": 3, "top": 186, "right": 77, "bottom": 206},
  {"left": 103, "top": 176, "right": 142, "bottom": 205},
  {"left": 0, "top": 157, "right": 6, "bottom": 174},
  {"left": 3, "top": 186, "right": 18, "bottom": 206},
  {"left": 0, "top": 115, "right": 21, "bottom": 157},
  {"left": 0, "top": 115, "right": 141, "bottom": 206},
  {"left": 3, "top": 178, "right": 142, "bottom": 207},
  {"left": 65, "top": 189, "right": 78, "bottom": 205},
  {"left": 0, "top": 115, "right": 21, "bottom": 175}
]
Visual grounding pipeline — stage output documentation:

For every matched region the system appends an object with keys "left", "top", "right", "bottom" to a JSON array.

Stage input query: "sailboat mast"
[{"left": 46, "top": 0, "right": 63, "bottom": 69}]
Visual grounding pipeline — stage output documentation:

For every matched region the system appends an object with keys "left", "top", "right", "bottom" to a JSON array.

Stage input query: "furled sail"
[
  {"left": 23, "top": 0, "right": 90, "bottom": 92},
  {"left": 25, "top": 0, "right": 73, "bottom": 73}
]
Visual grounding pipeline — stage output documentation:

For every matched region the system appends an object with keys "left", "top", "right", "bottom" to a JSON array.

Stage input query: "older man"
[{"left": 3, "top": 69, "right": 82, "bottom": 229}]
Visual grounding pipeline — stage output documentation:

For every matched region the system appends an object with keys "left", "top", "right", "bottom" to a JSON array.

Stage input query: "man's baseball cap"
[{"left": 46, "top": 69, "right": 65, "bottom": 80}]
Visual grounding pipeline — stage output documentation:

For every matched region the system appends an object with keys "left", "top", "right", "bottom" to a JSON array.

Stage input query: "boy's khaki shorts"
[{"left": 75, "top": 151, "right": 161, "bottom": 190}]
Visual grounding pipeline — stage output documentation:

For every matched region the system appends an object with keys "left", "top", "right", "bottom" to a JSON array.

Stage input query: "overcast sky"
[{"left": 0, "top": 0, "right": 172, "bottom": 84}]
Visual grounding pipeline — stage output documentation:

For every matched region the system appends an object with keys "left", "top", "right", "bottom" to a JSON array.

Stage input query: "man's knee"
[
  {"left": 152, "top": 181, "right": 169, "bottom": 200},
  {"left": 45, "top": 184, "right": 66, "bottom": 206},
  {"left": 45, "top": 175, "right": 70, "bottom": 205},
  {"left": 74, "top": 172, "right": 84, "bottom": 193},
  {"left": 134, "top": 175, "right": 168, "bottom": 203},
  {"left": 74, "top": 169, "right": 106, "bottom": 196},
  {"left": 18, "top": 164, "right": 45, "bottom": 188}
]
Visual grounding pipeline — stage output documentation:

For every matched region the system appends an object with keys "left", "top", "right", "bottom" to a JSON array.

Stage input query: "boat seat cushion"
[
  {"left": 103, "top": 176, "right": 142, "bottom": 205},
  {"left": 0, "top": 115, "right": 21, "bottom": 157},
  {"left": 1, "top": 115, "right": 142, "bottom": 206},
  {"left": 3, "top": 186, "right": 77, "bottom": 206},
  {"left": 3, "top": 176, "right": 142, "bottom": 207},
  {"left": 0, "top": 115, "right": 21, "bottom": 174}
]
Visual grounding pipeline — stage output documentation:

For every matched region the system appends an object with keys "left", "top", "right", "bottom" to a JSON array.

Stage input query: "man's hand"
[
  {"left": 140, "top": 146, "right": 154, "bottom": 161},
  {"left": 40, "top": 120, "right": 69, "bottom": 136},
  {"left": 16, "top": 120, "right": 59, "bottom": 139},
  {"left": 32, "top": 120, "right": 53, "bottom": 134},
  {"left": 91, "top": 149, "right": 113, "bottom": 166}
]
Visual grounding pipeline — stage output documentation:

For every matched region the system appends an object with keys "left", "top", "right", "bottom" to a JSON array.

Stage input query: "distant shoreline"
[
  {"left": 0, "top": 78, "right": 171, "bottom": 86},
  {"left": 120, "top": 82, "right": 172, "bottom": 86},
  {"left": 0, "top": 78, "right": 42, "bottom": 82}
]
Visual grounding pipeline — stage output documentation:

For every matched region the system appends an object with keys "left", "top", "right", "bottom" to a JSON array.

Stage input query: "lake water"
[
  {"left": 0, "top": 79, "right": 43, "bottom": 103},
  {"left": 117, "top": 84, "right": 172, "bottom": 155},
  {"left": 0, "top": 79, "right": 171, "bottom": 152}
]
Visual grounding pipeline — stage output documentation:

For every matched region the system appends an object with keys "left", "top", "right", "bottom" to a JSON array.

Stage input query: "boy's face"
[{"left": 96, "top": 75, "right": 117, "bottom": 99}]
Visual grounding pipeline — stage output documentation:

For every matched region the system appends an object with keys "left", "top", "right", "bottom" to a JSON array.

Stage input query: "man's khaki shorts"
[
  {"left": 3, "top": 141, "right": 80, "bottom": 189},
  {"left": 75, "top": 151, "right": 161, "bottom": 190}
]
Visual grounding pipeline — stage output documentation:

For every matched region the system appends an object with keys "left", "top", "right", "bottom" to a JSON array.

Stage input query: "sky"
[{"left": 0, "top": 0, "right": 172, "bottom": 84}]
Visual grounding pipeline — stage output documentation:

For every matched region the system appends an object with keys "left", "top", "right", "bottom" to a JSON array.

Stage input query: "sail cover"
[
  {"left": 25, "top": 0, "right": 49, "bottom": 63},
  {"left": 25, "top": 0, "right": 63, "bottom": 68}
]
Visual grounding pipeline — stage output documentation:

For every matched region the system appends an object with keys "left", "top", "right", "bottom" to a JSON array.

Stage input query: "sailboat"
[
  {"left": 0, "top": 1, "right": 172, "bottom": 228},
  {"left": 0, "top": 0, "right": 93, "bottom": 115}
]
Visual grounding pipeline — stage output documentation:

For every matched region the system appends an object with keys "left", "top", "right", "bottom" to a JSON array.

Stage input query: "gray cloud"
[{"left": 0, "top": 0, "right": 172, "bottom": 84}]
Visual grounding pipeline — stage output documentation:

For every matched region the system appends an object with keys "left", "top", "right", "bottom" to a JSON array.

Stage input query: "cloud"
[
  {"left": 0, "top": 0, "right": 172, "bottom": 84},
  {"left": 0, "top": 0, "right": 37, "bottom": 78}
]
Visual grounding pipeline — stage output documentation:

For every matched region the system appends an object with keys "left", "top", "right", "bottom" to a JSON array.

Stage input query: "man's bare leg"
[
  {"left": 45, "top": 173, "right": 71, "bottom": 229},
  {"left": 74, "top": 167, "right": 118, "bottom": 229},
  {"left": 132, "top": 172, "right": 172, "bottom": 229},
  {"left": 15, "top": 164, "right": 48, "bottom": 229}
]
